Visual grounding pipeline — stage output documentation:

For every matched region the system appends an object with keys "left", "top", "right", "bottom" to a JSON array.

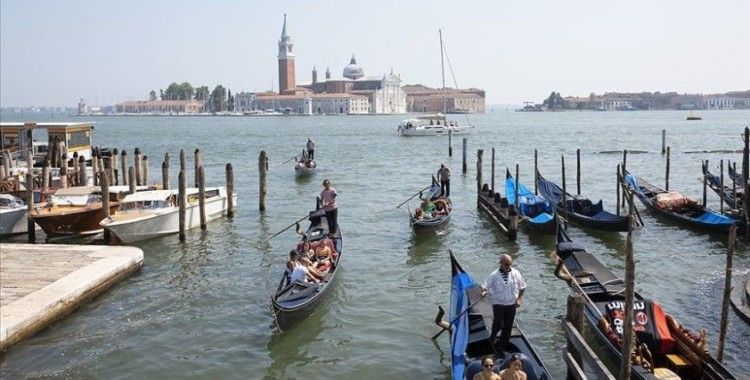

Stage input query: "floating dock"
[{"left": 0, "top": 243, "right": 143, "bottom": 351}]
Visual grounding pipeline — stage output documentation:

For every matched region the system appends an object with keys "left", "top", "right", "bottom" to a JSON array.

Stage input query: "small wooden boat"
[
  {"left": 505, "top": 169, "right": 555, "bottom": 233},
  {"left": 727, "top": 164, "right": 748, "bottom": 188},
  {"left": 410, "top": 178, "right": 452, "bottom": 232},
  {"left": 536, "top": 170, "right": 630, "bottom": 232},
  {"left": 294, "top": 159, "right": 316, "bottom": 176},
  {"left": 622, "top": 169, "right": 735, "bottom": 233},
  {"left": 435, "top": 252, "right": 553, "bottom": 380},
  {"left": 686, "top": 111, "right": 702, "bottom": 121},
  {"left": 271, "top": 207, "right": 342, "bottom": 331},
  {"left": 477, "top": 183, "right": 518, "bottom": 240},
  {"left": 27, "top": 185, "right": 130, "bottom": 236},
  {"left": 554, "top": 227, "right": 737, "bottom": 380},
  {"left": 101, "top": 187, "right": 236, "bottom": 243}
]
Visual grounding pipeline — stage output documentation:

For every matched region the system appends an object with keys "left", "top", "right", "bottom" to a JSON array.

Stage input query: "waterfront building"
[
  {"left": 115, "top": 100, "right": 204, "bottom": 114},
  {"left": 233, "top": 92, "right": 256, "bottom": 113},
  {"left": 704, "top": 91, "right": 750, "bottom": 109},
  {"left": 277, "top": 14, "right": 296, "bottom": 95},
  {"left": 403, "top": 85, "right": 485, "bottom": 113}
]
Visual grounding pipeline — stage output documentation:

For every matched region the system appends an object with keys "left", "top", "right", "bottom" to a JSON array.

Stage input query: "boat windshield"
[
  {"left": 120, "top": 200, "right": 169, "bottom": 211},
  {"left": 50, "top": 194, "right": 101, "bottom": 206},
  {"left": 0, "top": 196, "right": 23, "bottom": 208}
]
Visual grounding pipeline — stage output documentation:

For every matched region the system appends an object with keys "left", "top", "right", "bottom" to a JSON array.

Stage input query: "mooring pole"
[
  {"left": 665, "top": 146, "right": 671, "bottom": 191},
  {"left": 162, "top": 152, "right": 170, "bottom": 190},
  {"left": 621, "top": 149, "right": 628, "bottom": 208},
  {"left": 477, "top": 149, "right": 483, "bottom": 194},
  {"left": 226, "top": 163, "right": 234, "bottom": 217},
  {"left": 142, "top": 155, "right": 149, "bottom": 186},
  {"left": 448, "top": 129, "right": 453, "bottom": 157},
  {"left": 180, "top": 149, "right": 186, "bottom": 173},
  {"left": 128, "top": 166, "right": 136, "bottom": 194},
  {"left": 717, "top": 225, "right": 736, "bottom": 362},
  {"left": 198, "top": 166, "right": 207, "bottom": 230},
  {"left": 732, "top": 162, "right": 738, "bottom": 210},
  {"left": 100, "top": 171, "right": 111, "bottom": 243},
  {"left": 259, "top": 150, "right": 268, "bottom": 211},
  {"left": 616, "top": 164, "right": 621, "bottom": 216},
  {"left": 515, "top": 164, "right": 520, "bottom": 209},
  {"left": 462, "top": 138, "right": 468, "bottom": 175},
  {"left": 576, "top": 148, "right": 581, "bottom": 195},
  {"left": 534, "top": 149, "right": 538, "bottom": 195},
  {"left": 78, "top": 156, "right": 86, "bottom": 186},
  {"left": 42, "top": 159, "right": 50, "bottom": 193},
  {"left": 92, "top": 153, "right": 99, "bottom": 185},
  {"left": 26, "top": 170, "right": 35, "bottom": 243},
  {"left": 178, "top": 170, "right": 186, "bottom": 241},
  {"left": 134, "top": 147, "right": 142, "bottom": 186},
  {"left": 619, "top": 190, "right": 636, "bottom": 380},
  {"left": 562, "top": 155, "right": 567, "bottom": 226},
  {"left": 194, "top": 148, "right": 202, "bottom": 188},
  {"left": 702, "top": 160, "right": 708, "bottom": 208},
  {"left": 661, "top": 129, "right": 666, "bottom": 155},
  {"left": 743, "top": 127, "right": 749, "bottom": 239},
  {"left": 720, "top": 159, "right": 725, "bottom": 213},
  {"left": 491, "top": 147, "right": 495, "bottom": 190},
  {"left": 110, "top": 148, "right": 118, "bottom": 185},
  {"left": 120, "top": 150, "right": 128, "bottom": 186},
  {"left": 60, "top": 153, "right": 68, "bottom": 188}
]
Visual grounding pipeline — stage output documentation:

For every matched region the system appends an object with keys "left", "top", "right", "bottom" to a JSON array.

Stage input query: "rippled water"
[{"left": 1, "top": 110, "right": 749, "bottom": 378}]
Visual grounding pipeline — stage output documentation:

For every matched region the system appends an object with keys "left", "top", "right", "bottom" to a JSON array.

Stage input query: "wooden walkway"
[{"left": 0, "top": 243, "right": 143, "bottom": 351}]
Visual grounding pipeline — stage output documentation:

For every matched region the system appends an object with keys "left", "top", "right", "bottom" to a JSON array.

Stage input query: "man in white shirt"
[{"left": 482, "top": 254, "right": 526, "bottom": 356}]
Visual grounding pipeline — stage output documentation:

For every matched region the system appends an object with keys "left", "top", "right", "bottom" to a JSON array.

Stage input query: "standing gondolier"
[
  {"left": 307, "top": 138, "right": 315, "bottom": 160},
  {"left": 320, "top": 179, "right": 338, "bottom": 235},
  {"left": 437, "top": 163, "right": 451, "bottom": 197},
  {"left": 482, "top": 254, "right": 526, "bottom": 357}
]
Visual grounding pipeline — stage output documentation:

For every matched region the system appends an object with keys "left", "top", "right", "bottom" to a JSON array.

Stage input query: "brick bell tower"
[{"left": 278, "top": 14, "right": 296, "bottom": 95}]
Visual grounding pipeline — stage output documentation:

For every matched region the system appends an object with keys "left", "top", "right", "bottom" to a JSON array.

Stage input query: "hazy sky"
[{"left": 1, "top": 0, "right": 748, "bottom": 107}]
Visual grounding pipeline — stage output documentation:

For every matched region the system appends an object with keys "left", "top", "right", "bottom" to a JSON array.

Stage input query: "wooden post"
[
  {"left": 226, "top": 163, "right": 234, "bottom": 217},
  {"left": 562, "top": 155, "right": 567, "bottom": 225},
  {"left": 702, "top": 160, "right": 708, "bottom": 208},
  {"left": 491, "top": 147, "right": 495, "bottom": 190},
  {"left": 514, "top": 164, "right": 520, "bottom": 208},
  {"left": 462, "top": 138, "right": 468, "bottom": 174},
  {"left": 143, "top": 155, "right": 149, "bottom": 186},
  {"left": 128, "top": 166, "right": 136, "bottom": 194},
  {"left": 100, "top": 171, "right": 111, "bottom": 243},
  {"left": 78, "top": 156, "right": 86, "bottom": 186},
  {"left": 576, "top": 148, "right": 581, "bottom": 195},
  {"left": 477, "top": 149, "right": 483, "bottom": 194},
  {"left": 259, "top": 150, "right": 268, "bottom": 211},
  {"left": 198, "top": 166, "right": 206, "bottom": 230},
  {"left": 111, "top": 148, "right": 118, "bottom": 185},
  {"left": 71, "top": 153, "right": 79, "bottom": 186},
  {"left": 194, "top": 148, "right": 202, "bottom": 187},
  {"left": 566, "top": 293, "right": 585, "bottom": 364},
  {"left": 26, "top": 171, "right": 35, "bottom": 243},
  {"left": 621, "top": 149, "right": 628, "bottom": 208},
  {"left": 120, "top": 150, "right": 128, "bottom": 186},
  {"left": 720, "top": 159, "right": 724, "bottom": 213},
  {"left": 60, "top": 153, "right": 68, "bottom": 188},
  {"left": 42, "top": 159, "right": 50, "bottom": 193},
  {"left": 1, "top": 154, "right": 8, "bottom": 180},
  {"left": 732, "top": 162, "right": 738, "bottom": 210},
  {"left": 134, "top": 147, "right": 142, "bottom": 186},
  {"left": 162, "top": 153, "right": 170, "bottom": 190},
  {"left": 744, "top": 127, "right": 750, "bottom": 239},
  {"left": 179, "top": 170, "right": 186, "bottom": 241},
  {"left": 534, "top": 149, "right": 538, "bottom": 195},
  {"left": 448, "top": 129, "right": 453, "bottom": 157},
  {"left": 665, "top": 146, "right": 671, "bottom": 191},
  {"left": 619, "top": 190, "right": 636, "bottom": 380},
  {"left": 180, "top": 149, "right": 186, "bottom": 173},
  {"left": 92, "top": 153, "right": 99, "bottom": 185},
  {"left": 661, "top": 129, "right": 666, "bottom": 155},
  {"left": 717, "top": 225, "right": 736, "bottom": 361},
  {"left": 616, "top": 164, "right": 621, "bottom": 216}
]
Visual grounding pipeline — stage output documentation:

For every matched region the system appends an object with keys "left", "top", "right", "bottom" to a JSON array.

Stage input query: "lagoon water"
[{"left": 1, "top": 110, "right": 749, "bottom": 378}]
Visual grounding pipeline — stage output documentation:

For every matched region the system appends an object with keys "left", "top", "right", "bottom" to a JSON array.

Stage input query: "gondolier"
[
  {"left": 307, "top": 138, "right": 315, "bottom": 160},
  {"left": 320, "top": 179, "right": 338, "bottom": 235},
  {"left": 482, "top": 254, "right": 526, "bottom": 357},
  {"left": 437, "top": 164, "right": 451, "bottom": 197}
]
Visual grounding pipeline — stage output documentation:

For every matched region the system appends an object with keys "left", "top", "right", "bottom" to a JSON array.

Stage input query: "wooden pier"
[{"left": 0, "top": 243, "right": 143, "bottom": 351}]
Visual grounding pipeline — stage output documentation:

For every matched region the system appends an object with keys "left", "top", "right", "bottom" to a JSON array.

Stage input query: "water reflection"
[{"left": 407, "top": 230, "right": 445, "bottom": 266}]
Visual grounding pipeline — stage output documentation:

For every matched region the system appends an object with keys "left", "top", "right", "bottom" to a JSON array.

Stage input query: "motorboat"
[
  {"left": 101, "top": 187, "right": 236, "bottom": 243},
  {"left": 397, "top": 114, "right": 472, "bottom": 136},
  {"left": 0, "top": 194, "right": 30, "bottom": 236}
]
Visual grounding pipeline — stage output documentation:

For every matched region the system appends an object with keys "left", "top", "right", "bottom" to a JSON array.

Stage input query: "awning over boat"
[{"left": 120, "top": 190, "right": 175, "bottom": 203}]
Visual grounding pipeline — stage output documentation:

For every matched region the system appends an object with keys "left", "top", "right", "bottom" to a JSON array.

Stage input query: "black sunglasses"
[{"left": 483, "top": 363, "right": 494, "bottom": 368}]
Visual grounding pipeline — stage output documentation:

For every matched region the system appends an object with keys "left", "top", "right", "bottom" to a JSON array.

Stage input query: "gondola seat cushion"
[
  {"left": 464, "top": 360, "right": 482, "bottom": 380},
  {"left": 557, "top": 241, "right": 585, "bottom": 256}
]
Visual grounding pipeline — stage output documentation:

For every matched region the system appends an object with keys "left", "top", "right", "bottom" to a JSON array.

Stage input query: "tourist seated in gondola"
[
  {"left": 286, "top": 250, "right": 299, "bottom": 273},
  {"left": 498, "top": 355, "right": 527, "bottom": 380},
  {"left": 289, "top": 256, "right": 315, "bottom": 283},
  {"left": 433, "top": 199, "right": 448, "bottom": 216},
  {"left": 297, "top": 240, "right": 315, "bottom": 260},
  {"left": 298, "top": 256, "right": 325, "bottom": 283},
  {"left": 421, "top": 199, "right": 436, "bottom": 215},
  {"left": 414, "top": 208, "right": 425, "bottom": 220},
  {"left": 314, "top": 245, "right": 333, "bottom": 273},
  {"left": 473, "top": 355, "right": 501, "bottom": 380}
]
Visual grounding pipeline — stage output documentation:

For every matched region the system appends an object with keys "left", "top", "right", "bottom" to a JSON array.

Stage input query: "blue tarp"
[
  {"left": 505, "top": 175, "right": 554, "bottom": 219},
  {"left": 450, "top": 270, "right": 478, "bottom": 380}
]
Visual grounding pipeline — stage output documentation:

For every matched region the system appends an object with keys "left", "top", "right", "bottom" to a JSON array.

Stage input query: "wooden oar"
[
  {"left": 278, "top": 155, "right": 299, "bottom": 166},
  {"left": 260, "top": 213, "right": 311, "bottom": 244},
  {"left": 431, "top": 291, "right": 487, "bottom": 340},
  {"left": 396, "top": 184, "right": 434, "bottom": 209}
]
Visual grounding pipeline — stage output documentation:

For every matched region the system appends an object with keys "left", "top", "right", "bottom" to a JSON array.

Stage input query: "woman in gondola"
[{"left": 473, "top": 356, "right": 501, "bottom": 380}]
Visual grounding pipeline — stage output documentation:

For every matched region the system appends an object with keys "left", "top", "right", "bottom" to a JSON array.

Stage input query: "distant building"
[
  {"left": 278, "top": 14, "right": 296, "bottom": 95},
  {"left": 115, "top": 100, "right": 204, "bottom": 114},
  {"left": 403, "top": 85, "right": 485, "bottom": 113},
  {"left": 234, "top": 92, "right": 256, "bottom": 113},
  {"left": 704, "top": 91, "right": 750, "bottom": 109}
]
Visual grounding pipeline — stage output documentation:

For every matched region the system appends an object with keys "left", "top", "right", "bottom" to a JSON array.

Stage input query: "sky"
[{"left": 1, "top": 0, "right": 748, "bottom": 107}]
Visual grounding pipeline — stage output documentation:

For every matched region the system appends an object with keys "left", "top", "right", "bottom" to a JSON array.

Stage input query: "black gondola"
[
  {"left": 703, "top": 166, "right": 743, "bottom": 212},
  {"left": 553, "top": 226, "right": 736, "bottom": 379},
  {"left": 727, "top": 164, "right": 748, "bottom": 188},
  {"left": 271, "top": 208, "right": 342, "bottom": 331},
  {"left": 410, "top": 177, "right": 452, "bottom": 232},
  {"left": 536, "top": 170, "right": 630, "bottom": 232},
  {"left": 622, "top": 169, "right": 735, "bottom": 233},
  {"left": 436, "top": 252, "right": 553, "bottom": 380}
]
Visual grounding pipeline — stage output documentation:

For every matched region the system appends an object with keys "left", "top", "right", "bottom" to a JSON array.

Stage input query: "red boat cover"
[{"left": 604, "top": 299, "right": 675, "bottom": 354}]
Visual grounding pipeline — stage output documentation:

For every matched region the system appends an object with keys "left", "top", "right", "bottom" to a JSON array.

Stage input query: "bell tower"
[{"left": 277, "top": 14, "right": 296, "bottom": 94}]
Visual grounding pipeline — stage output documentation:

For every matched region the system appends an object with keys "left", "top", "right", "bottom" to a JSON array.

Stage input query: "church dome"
[{"left": 343, "top": 55, "right": 364, "bottom": 80}]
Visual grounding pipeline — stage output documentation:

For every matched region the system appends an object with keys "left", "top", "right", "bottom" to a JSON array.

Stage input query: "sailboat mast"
[{"left": 439, "top": 29, "right": 446, "bottom": 114}]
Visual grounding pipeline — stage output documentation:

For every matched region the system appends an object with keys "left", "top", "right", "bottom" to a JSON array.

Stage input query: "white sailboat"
[{"left": 398, "top": 30, "right": 473, "bottom": 137}]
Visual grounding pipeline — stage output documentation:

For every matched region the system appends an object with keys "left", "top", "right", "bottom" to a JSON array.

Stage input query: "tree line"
[{"left": 148, "top": 82, "right": 236, "bottom": 112}]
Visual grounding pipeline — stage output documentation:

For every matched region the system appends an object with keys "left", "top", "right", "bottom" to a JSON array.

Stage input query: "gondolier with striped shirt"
[
  {"left": 320, "top": 179, "right": 338, "bottom": 235},
  {"left": 437, "top": 163, "right": 451, "bottom": 197},
  {"left": 482, "top": 254, "right": 526, "bottom": 357}
]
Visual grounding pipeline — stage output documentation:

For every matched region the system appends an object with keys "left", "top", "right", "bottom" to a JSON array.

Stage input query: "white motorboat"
[
  {"left": 294, "top": 159, "right": 316, "bottom": 176},
  {"left": 397, "top": 114, "right": 473, "bottom": 136},
  {"left": 0, "top": 194, "right": 30, "bottom": 236},
  {"left": 100, "top": 187, "right": 236, "bottom": 243}
]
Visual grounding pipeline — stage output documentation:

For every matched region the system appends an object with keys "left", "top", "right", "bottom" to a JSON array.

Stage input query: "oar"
[
  {"left": 396, "top": 184, "right": 433, "bottom": 209},
  {"left": 431, "top": 291, "right": 487, "bottom": 340},
  {"left": 278, "top": 155, "right": 299, "bottom": 166},
  {"left": 260, "top": 213, "right": 310, "bottom": 244}
]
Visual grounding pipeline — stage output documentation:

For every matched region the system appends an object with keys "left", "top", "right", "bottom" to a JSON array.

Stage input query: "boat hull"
[
  {"left": 398, "top": 125, "right": 472, "bottom": 136},
  {"left": 557, "top": 204, "right": 630, "bottom": 232},
  {"left": 104, "top": 194, "right": 235, "bottom": 243},
  {"left": 411, "top": 213, "right": 450, "bottom": 231},
  {"left": 0, "top": 207, "right": 29, "bottom": 236},
  {"left": 294, "top": 163, "right": 316, "bottom": 176},
  {"left": 29, "top": 203, "right": 119, "bottom": 236}
]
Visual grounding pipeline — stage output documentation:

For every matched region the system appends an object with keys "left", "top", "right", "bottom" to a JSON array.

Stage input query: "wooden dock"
[{"left": 0, "top": 243, "right": 143, "bottom": 351}]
